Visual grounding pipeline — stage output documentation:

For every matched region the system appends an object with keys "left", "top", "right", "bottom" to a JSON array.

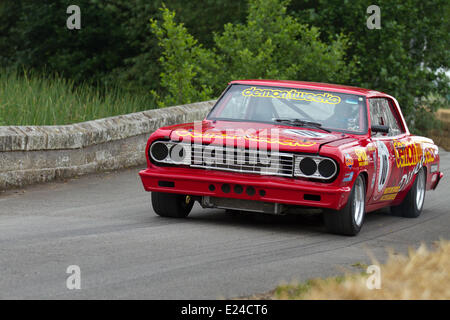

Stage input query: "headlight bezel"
[
  {"left": 294, "top": 155, "right": 338, "bottom": 180},
  {"left": 149, "top": 141, "right": 191, "bottom": 165}
]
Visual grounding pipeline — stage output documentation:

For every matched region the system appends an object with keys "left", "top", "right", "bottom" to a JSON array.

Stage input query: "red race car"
[{"left": 139, "top": 80, "right": 443, "bottom": 235}]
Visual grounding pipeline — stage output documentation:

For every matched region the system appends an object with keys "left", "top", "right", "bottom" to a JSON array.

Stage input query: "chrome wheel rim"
[
  {"left": 416, "top": 170, "right": 425, "bottom": 210},
  {"left": 353, "top": 177, "right": 365, "bottom": 227}
]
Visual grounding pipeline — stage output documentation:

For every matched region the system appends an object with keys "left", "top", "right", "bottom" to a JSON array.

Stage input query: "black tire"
[
  {"left": 390, "top": 168, "right": 426, "bottom": 218},
  {"left": 324, "top": 174, "right": 366, "bottom": 236},
  {"left": 151, "top": 192, "right": 194, "bottom": 218}
]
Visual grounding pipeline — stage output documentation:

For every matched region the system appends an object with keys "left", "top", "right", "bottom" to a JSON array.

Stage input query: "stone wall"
[{"left": 0, "top": 101, "right": 215, "bottom": 190}]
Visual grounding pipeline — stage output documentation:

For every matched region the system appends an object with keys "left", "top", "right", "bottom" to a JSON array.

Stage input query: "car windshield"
[{"left": 208, "top": 84, "right": 368, "bottom": 134}]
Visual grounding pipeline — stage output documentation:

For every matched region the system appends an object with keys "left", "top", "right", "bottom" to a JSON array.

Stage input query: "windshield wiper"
[{"left": 273, "top": 118, "right": 331, "bottom": 133}]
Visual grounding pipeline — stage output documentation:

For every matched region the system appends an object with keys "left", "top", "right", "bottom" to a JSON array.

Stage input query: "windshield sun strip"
[{"left": 207, "top": 85, "right": 368, "bottom": 135}]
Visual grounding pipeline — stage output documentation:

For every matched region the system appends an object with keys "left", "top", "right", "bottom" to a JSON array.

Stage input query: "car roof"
[{"left": 229, "top": 79, "right": 390, "bottom": 98}]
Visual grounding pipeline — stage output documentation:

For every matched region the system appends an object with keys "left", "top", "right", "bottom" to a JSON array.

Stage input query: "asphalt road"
[{"left": 0, "top": 151, "right": 449, "bottom": 299}]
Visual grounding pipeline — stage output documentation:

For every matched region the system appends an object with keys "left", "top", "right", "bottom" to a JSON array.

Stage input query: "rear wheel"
[
  {"left": 324, "top": 174, "right": 366, "bottom": 236},
  {"left": 151, "top": 192, "right": 194, "bottom": 218},
  {"left": 391, "top": 168, "right": 426, "bottom": 218}
]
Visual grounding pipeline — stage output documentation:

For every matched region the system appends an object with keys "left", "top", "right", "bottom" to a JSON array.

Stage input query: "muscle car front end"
[{"left": 139, "top": 80, "right": 443, "bottom": 236}]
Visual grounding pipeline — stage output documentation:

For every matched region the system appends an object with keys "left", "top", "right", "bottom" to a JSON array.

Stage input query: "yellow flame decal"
[{"left": 173, "top": 130, "right": 317, "bottom": 147}]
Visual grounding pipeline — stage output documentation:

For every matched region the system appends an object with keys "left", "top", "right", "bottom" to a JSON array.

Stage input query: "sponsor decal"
[
  {"left": 376, "top": 141, "right": 390, "bottom": 192},
  {"left": 393, "top": 142, "right": 436, "bottom": 193},
  {"left": 393, "top": 141, "right": 436, "bottom": 168},
  {"left": 371, "top": 150, "right": 377, "bottom": 188},
  {"left": 424, "top": 147, "right": 436, "bottom": 164},
  {"left": 345, "top": 99, "right": 359, "bottom": 105},
  {"left": 173, "top": 130, "right": 317, "bottom": 147},
  {"left": 379, "top": 185, "right": 400, "bottom": 201},
  {"left": 343, "top": 172, "right": 354, "bottom": 182},
  {"left": 398, "top": 173, "right": 411, "bottom": 191},
  {"left": 393, "top": 141, "right": 421, "bottom": 168},
  {"left": 383, "top": 186, "right": 400, "bottom": 194},
  {"left": 355, "top": 148, "right": 369, "bottom": 167},
  {"left": 380, "top": 193, "right": 397, "bottom": 201},
  {"left": 242, "top": 87, "right": 341, "bottom": 105},
  {"left": 398, "top": 170, "right": 417, "bottom": 192},
  {"left": 397, "top": 154, "right": 427, "bottom": 192},
  {"left": 344, "top": 153, "right": 354, "bottom": 168}
]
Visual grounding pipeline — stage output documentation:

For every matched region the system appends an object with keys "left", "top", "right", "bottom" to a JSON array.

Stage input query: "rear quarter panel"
[{"left": 393, "top": 136, "right": 440, "bottom": 193}]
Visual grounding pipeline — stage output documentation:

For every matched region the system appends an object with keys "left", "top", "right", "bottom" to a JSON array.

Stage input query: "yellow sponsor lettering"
[
  {"left": 355, "top": 148, "right": 369, "bottom": 166},
  {"left": 380, "top": 193, "right": 397, "bottom": 201},
  {"left": 383, "top": 186, "right": 400, "bottom": 194},
  {"left": 242, "top": 87, "right": 341, "bottom": 105},
  {"left": 394, "top": 141, "right": 427, "bottom": 168}
]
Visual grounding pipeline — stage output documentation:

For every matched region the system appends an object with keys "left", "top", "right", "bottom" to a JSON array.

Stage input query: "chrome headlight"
[
  {"left": 294, "top": 156, "right": 338, "bottom": 180},
  {"left": 149, "top": 141, "right": 191, "bottom": 165}
]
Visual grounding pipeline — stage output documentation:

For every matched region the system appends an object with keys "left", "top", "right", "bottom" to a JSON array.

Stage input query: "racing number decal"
[{"left": 376, "top": 141, "right": 391, "bottom": 192}]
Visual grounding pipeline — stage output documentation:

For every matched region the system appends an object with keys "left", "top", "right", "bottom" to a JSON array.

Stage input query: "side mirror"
[{"left": 371, "top": 125, "right": 389, "bottom": 134}]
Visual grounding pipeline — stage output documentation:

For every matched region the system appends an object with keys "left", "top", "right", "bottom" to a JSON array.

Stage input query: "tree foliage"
[
  {"left": 0, "top": 0, "right": 128, "bottom": 84},
  {"left": 214, "top": 0, "right": 350, "bottom": 84},
  {"left": 0, "top": 0, "right": 246, "bottom": 91},
  {"left": 0, "top": 0, "right": 448, "bottom": 133},
  {"left": 150, "top": 6, "right": 217, "bottom": 106},
  {"left": 151, "top": 0, "right": 351, "bottom": 106},
  {"left": 291, "top": 0, "right": 450, "bottom": 133}
]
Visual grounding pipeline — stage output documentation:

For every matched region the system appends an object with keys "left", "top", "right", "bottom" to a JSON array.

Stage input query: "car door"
[{"left": 368, "top": 98, "right": 408, "bottom": 203}]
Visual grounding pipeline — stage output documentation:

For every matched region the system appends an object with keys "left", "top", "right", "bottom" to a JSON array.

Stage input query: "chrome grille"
[
  {"left": 189, "top": 144, "right": 294, "bottom": 177},
  {"left": 150, "top": 141, "right": 338, "bottom": 180}
]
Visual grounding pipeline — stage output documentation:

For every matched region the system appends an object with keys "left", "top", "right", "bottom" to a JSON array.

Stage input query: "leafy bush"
[
  {"left": 150, "top": 5, "right": 217, "bottom": 107},
  {"left": 106, "top": 0, "right": 246, "bottom": 94},
  {"left": 151, "top": 0, "right": 352, "bottom": 107},
  {"left": 213, "top": 0, "right": 351, "bottom": 84}
]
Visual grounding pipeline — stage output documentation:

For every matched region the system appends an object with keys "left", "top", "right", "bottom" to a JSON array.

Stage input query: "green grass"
[
  {"left": 0, "top": 69, "right": 156, "bottom": 126},
  {"left": 273, "top": 276, "right": 348, "bottom": 299}
]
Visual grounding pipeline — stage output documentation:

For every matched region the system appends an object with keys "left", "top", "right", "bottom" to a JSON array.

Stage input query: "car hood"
[{"left": 168, "top": 120, "right": 350, "bottom": 154}]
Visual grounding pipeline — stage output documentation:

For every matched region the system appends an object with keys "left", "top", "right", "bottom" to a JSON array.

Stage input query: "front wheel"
[
  {"left": 391, "top": 168, "right": 426, "bottom": 218},
  {"left": 324, "top": 174, "right": 366, "bottom": 236},
  {"left": 151, "top": 192, "right": 194, "bottom": 218}
]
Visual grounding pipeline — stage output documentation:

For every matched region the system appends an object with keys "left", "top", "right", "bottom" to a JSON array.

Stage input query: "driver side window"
[{"left": 369, "top": 98, "right": 402, "bottom": 137}]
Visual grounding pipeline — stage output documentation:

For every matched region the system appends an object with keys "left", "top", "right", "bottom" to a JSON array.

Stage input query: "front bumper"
[{"left": 139, "top": 167, "right": 352, "bottom": 210}]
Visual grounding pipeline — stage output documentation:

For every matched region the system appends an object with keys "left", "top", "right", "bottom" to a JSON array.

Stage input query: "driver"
[{"left": 324, "top": 100, "right": 360, "bottom": 131}]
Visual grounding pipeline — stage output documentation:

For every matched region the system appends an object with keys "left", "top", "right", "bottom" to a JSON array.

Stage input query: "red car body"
[{"left": 139, "top": 80, "right": 443, "bottom": 234}]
